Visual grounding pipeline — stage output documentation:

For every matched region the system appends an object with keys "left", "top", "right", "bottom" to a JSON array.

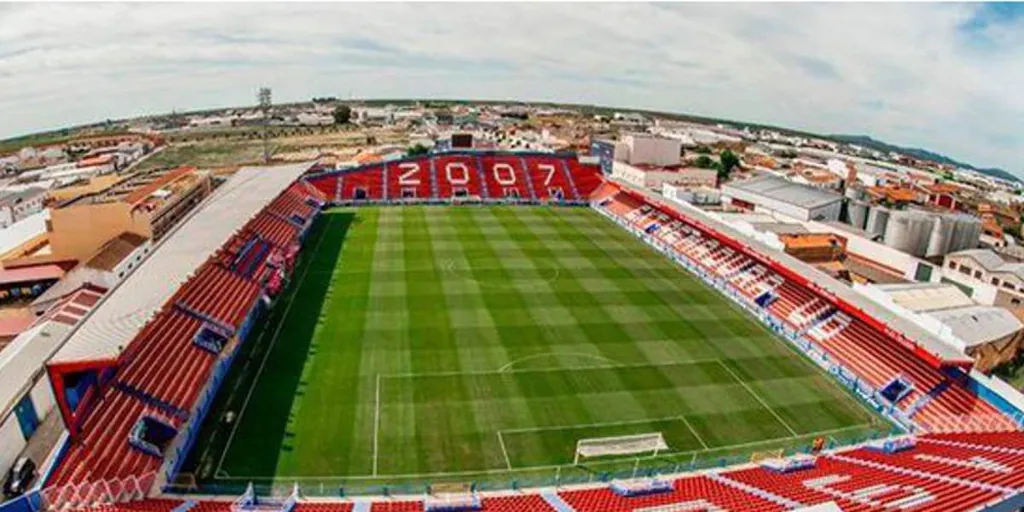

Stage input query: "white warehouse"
[{"left": 721, "top": 174, "right": 843, "bottom": 222}]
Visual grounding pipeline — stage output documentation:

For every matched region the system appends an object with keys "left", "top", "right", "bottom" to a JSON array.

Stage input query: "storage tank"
[
  {"left": 847, "top": 201, "right": 869, "bottom": 230},
  {"left": 926, "top": 214, "right": 954, "bottom": 257},
  {"left": 884, "top": 210, "right": 934, "bottom": 257},
  {"left": 866, "top": 206, "right": 890, "bottom": 237},
  {"left": 948, "top": 214, "right": 983, "bottom": 252}
]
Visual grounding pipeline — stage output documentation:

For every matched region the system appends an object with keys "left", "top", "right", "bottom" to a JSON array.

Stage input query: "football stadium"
[{"left": 13, "top": 151, "right": 1024, "bottom": 512}]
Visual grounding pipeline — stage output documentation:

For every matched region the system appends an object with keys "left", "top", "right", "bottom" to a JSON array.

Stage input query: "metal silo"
[
  {"left": 866, "top": 206, "right": 890, "bottom": 237},
  {"left": 926, "top": 213, "right": 954, "bottom": 257},
  {"left": 949, "top": 214, "right": 983, "bottom": 252},
  {"left": 884, "top": 210, "right": 934, "bottom": 257}
]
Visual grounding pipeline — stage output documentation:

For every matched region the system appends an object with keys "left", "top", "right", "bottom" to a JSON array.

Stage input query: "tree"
[
  {"left": 719, "top": 150, "right": 740, "bottom": 180},
  {"left": 333, "top": 105, "right": 352, "bottom": 125},
  {"left": 407, "top": 143, "right": 430, "bottom": 156},
  {"left": 694, "top": 155, "right": 715, "bottom": 169}
]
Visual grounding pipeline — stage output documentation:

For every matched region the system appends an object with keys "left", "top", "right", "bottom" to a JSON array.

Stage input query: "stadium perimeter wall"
[
  {"left": 966, "top": 370, "right": 1024, "bottom": 424},
  {"left": 157, "top": 298, "right": 267, "bottom": 490}
]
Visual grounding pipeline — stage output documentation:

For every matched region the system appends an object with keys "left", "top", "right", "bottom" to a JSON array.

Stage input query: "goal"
[{"left": 574, "top": 432, "right": 669, "bottom": 464}]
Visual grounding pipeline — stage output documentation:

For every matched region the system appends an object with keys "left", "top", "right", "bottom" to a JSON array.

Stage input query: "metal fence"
[{"left": 164, "top": 425, "right": 898, "bottom": 499}]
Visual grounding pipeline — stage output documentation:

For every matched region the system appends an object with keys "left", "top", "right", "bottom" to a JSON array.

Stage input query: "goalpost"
[{"left": 573, "top": 432, "right": 669, "bottom": 465}]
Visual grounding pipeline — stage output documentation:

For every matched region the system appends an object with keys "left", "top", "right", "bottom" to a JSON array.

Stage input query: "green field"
[{"left": 182, "top": 206, "right": 887, "bottom": 489}]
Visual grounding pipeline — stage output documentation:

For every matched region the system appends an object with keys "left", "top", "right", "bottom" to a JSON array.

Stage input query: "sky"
[{"left": 0, "top": 2, "right": 1021, "bottom": 174}]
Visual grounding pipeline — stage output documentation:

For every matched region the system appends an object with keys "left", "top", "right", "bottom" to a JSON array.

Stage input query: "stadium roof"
[
  {"left": 723, "top": 175, "right": 842, "bottom": 209},
  {"left": 627, "top": 179, "right": 971, "bottom": 364},
  {"left": 50, "top": 162, "right": 313, "bottom": 365},
  {"left": 928, "top": 306, "right": 1023, "bottom": 348}
]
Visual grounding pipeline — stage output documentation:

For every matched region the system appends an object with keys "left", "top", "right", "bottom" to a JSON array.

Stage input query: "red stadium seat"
[
  {"left": 341, "top": 165, "right": 385, "bottom": 201},
  {"left": 385, "top": 158, "right": 433, "bottom": 200},
  {"left": 433, "top": 154, "right": 484, "bottom": 199},
  {"left": 479, "top": 154, "right": 532, "bottom": 200},
  {"left": 559, "top": 476, "right": 785, "bottom": 512},
  {"left": 523, "top": 155, "right": 574, "bottom": 201}
]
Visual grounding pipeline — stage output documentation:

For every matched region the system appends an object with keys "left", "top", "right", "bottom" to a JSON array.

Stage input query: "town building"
[
  {"left": 942, "top": 249, "right": 1024, "bottom": 307},
  {"left": 0, "top": 188, "right": 47, "bottom": 229}
]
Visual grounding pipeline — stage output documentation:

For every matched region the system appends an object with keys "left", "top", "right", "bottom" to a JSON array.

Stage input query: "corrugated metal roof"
[
  {"left": 50, "top": 162, "right": 313, "bottom": 365},
  {"left": 928, "top": 306, "right": 1023, "bottom": 348},
  {"left": 724, "top": 175, "right": 842, "bottom": 209}
]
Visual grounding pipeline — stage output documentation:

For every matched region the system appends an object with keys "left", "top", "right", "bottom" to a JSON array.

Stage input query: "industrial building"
[
  {"left": 721, "top": 174, "right": 843, "bottom": 222},
  {"left": 857, "top": 282, "right": 1024, "bottom": 372},
  {"left": 943, "top": 249, "right": 1024, "bottom": 307},
  {"left": 611, "top": 162, "right": 717, "bottom": 191}
]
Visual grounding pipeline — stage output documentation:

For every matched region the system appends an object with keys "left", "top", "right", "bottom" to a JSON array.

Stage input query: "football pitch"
[{"left": 184, "top": 205, "right": 888, "bottom": 486}]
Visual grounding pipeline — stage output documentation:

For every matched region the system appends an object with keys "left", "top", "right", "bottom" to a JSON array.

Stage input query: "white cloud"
[{"left": 0, "top": 3, "right": 1020, "bottom": 174}]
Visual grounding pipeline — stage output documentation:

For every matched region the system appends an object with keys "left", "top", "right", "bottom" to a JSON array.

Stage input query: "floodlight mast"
[{"left": 258, "top": 87, "right": 272, "bottom": 164}]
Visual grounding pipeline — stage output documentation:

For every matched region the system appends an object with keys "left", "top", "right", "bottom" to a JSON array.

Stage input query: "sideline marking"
[{"left": 214, "top": 215, "right": 336, "bottom": 476}]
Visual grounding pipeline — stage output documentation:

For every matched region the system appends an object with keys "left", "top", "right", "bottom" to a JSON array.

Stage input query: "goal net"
[
  {"left": 425, "top": 482, "right": 479, "bottom": 512},
  {"left": 574, "top": 432, "right": 668, "bottom": 464}
]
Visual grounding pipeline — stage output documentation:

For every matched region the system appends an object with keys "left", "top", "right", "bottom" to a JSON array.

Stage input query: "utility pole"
[{"left": 258, "top": 87, "right": 273, "bottom": 164}]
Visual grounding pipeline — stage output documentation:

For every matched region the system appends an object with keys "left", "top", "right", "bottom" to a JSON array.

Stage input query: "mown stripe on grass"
[
  {"left": 444, "top": 207, "right": 596, "bottom": 469},
  {"left": 423, "top": 207, "right": 543, "bottom": 471},
  {"left": 282, "top": 210, "right": 380, "bottom": 476},
  {"left": 399, "top": 207, "right": 489, "bottom": 474},
  {"left": 483, "top": 208, "right": 712, "bottom": 461}
]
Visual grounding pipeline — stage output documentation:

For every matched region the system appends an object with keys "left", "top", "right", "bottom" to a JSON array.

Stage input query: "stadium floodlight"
[
  {"left": 258, "top": 86, "right": 272, "bottom": 164},
  {"left": 574, "top": 432, "right": 668, "bottom": 465}
]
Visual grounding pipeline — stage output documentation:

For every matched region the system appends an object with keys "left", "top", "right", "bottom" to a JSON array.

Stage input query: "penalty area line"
[
  {"left": 717, "top": 360, "right": 799, "bottom": 437},
  {"left": 497, "top": 431, "right": 513, "bottom": 471}
]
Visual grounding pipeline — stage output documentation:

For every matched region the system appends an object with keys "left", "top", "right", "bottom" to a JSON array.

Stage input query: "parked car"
[{"left": 2, "top": 457, "right": 36, "bottom": 499}]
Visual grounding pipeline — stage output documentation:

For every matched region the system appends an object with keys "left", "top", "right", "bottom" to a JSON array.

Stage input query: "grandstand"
[
  {"left": 6, "top": 151, "right": 1023, "bottom": 512},
  {"left": 305, "top": 151, "right": 602, "bottom": 204}
]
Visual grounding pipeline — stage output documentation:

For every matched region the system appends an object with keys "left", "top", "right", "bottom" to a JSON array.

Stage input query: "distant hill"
[{"left": 831, "top": 134, "right": 1021, "bottom": 184}]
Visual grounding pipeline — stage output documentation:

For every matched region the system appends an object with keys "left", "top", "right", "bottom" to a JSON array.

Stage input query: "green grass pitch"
[{"left": 183, "top": 205, "right": 888, "bottom": 486}]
